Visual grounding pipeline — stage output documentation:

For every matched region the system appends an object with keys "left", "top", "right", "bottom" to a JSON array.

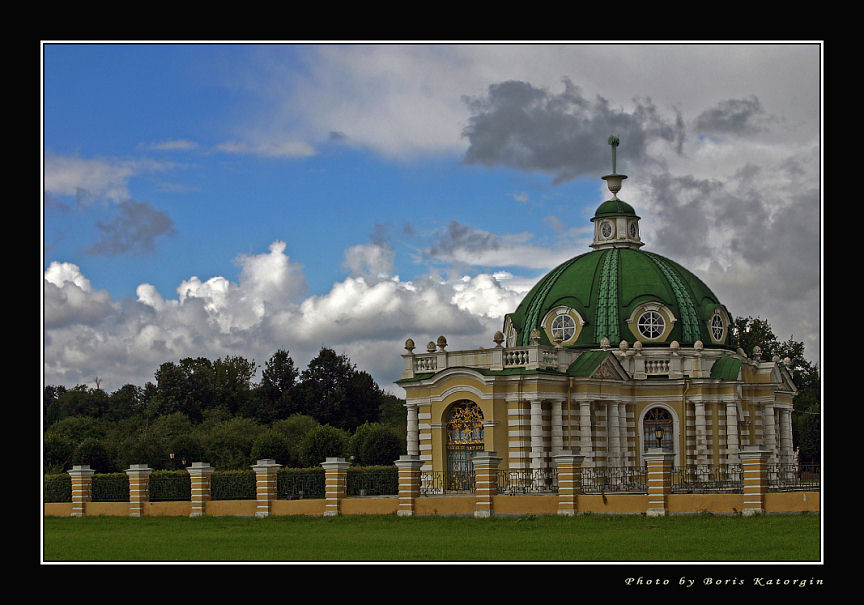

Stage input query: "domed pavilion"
[{"left": 396, "top": 138, "right": 797, "bottom": 489}]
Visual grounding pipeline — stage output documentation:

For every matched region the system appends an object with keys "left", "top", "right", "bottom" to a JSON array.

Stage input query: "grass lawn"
[{"left": 42, "top": 512, "right": 821, "bottom": 562}]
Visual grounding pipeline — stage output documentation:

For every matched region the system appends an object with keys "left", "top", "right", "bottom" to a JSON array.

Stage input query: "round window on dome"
[
  {"left": 628, "top": 221, "right": 638, "bottom": 239},
  {"left": 541, "top": 306, "right": 583, "bottom": 345},
  {"left": 709, "top": 309, "right": 727, "bottom": 343},
  {"left": 637, "top": 310, "right": 665, "bottom": 340},
  {"left": 600, "top": 221, "right": 613, "bottom": 239},
  {"left": 551, "top": 314, "right": 576, "bottom": 341}
]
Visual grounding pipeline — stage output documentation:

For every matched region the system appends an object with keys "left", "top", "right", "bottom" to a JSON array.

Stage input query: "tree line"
[
  {"left": 43, "top": 347, "right": 407, "bottom": 474},
  {"left": 43, "top": 316, "right": 820, "bottom": 475}
]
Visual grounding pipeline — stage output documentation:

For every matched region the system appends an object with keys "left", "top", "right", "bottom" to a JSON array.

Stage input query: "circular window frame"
[
  {"left": 628, "top": 221, "right": 638, "bottom": 239},
  {"left": 626, "top": 302, "right": 676, "bottom": 343},
  {"left": 600, "top": 221, "right": 613, "bottom": 239},
  {"left": 503, "top": 316, "right": 518, "bottom": 347},
  {"left": 541, "top": 306, "right": 584, "bottom": 345},
  {"left": 637, "top": 310, "right": 665, "bottom": 340}
]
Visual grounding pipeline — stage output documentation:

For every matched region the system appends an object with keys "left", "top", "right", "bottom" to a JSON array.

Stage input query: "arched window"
[
  {"left": 643, "top": 407, "right": 673, "bottom": 452},
  {"left": 445, "top": 401, "right": 484, "bottom": 491}
]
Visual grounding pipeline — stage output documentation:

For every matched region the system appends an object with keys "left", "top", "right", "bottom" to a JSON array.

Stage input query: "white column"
[
  {"left": 530, "top": 400, "right": 546, "bottom": 472},
  {"left": 579, "top": 401, "right": 594, "bottom": 468},
  {"left": 762, "top": 404, "right": 777, "bottom": 462},
  {"left": 725, "top": 401, "right": 740, "bottom": 463},
  {"left": 607, "top": 401, "right": 620, "bottom": 466},
  {"left": 406, "top": 402, "right": 419, "bottom": 456},
  {"left": 618, "top": 402, "right": 628, "bottom": 466},
  {"left": 779, "top": 408, "right": 793, "bottom": 466},
  {"left": 550, "top": 400, "right": 564, "bottom": 456},
  {"left": 694, "top": 400, "right": 707, "bottom": 466}
]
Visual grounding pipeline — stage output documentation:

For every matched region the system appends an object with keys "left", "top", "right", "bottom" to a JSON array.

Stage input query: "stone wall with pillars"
[
  {"left": 126, "top": 464, "right": 153, "bottom": 517},
  {"left": 395, "top": 454, "right": 423, "bottom": 516},
  {"left": 740, "top": 447, "right": 770, "bottom": 516},
  {"left": 554, "top": 453, "right": 584, "bottom": 516},
  {"left": 68, "top": 465, "right": 94, "bottom": 517},
  {"left": 322, "top": 457, "right": 349, "bottom": 516},
  {"left": 252, "top": 459, "right": 281, "bottom": 518},
  {"left": 644, "top": 449, "right": 674, "bottom": 517},
  {"left": 187, "top": 462, "right": 214, "bottom": 517},
  {"left": 472, "top": 451, "right": 501, "bottom": 518}
]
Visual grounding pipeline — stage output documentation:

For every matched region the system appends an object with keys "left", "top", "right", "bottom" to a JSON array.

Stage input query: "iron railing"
[
  {"left": 767, "top": 464, "right": 820, "bottom": 492},
  {"left": 671, "top": 464, "right": 743, "bottom": 494},
  {"left": 346, "top": 468, "right": 399, "bottom": 496},
  {"left": 497, "top": 469, "right": 558, "bottom": 494},
  {"left": 581, "top": 466, "right": 648, "bottom": 494}
]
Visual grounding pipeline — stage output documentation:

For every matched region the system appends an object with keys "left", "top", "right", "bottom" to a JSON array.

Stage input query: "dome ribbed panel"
[
  {"left": 643, "top": 251, "right": 701, "bottom": 343},
  {"left": 594, "top": 248, "right": 620, "bottom": 343},
  {"left": 518, "top": 255, "right": 582, "bottom": 346}
]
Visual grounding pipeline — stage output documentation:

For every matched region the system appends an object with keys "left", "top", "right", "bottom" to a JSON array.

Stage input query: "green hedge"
[
  {"left": 149, "top": 470, "right": 191, "bottom": 502},
  {"left": 92, "top": 473, "right": 129, "bottom": 502},
  {"left": 211, "top": 470, "right": 257, "bottom": 500},
  {"left": 44, "top": 474, "right": 71, "bottom": 503},
  {"left": 346, "top": 465, "right": 398, "bottom": 496},
  {"left": 277, "top": 467, "right": 325, "bottom": 499}
]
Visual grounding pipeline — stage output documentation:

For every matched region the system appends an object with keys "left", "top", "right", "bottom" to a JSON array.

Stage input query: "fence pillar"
[
  {"left": 740, "top": 447, "right": 770, "bottom": 516},
  {"left": 472, "top": 451, "right": 502, "bottom": 518},
  {"left": 252, "top": 459, "right": 282, "bottom": 518},
  {"left": 68, "top": 465, "right": 94, "bottom": 517},
  {"left": 125, "top": 464, "right": 153, "bottom": 517},
  {"left": 321, "top": 457, "right": 349, "bottom": 516},
  {"left": 554, "top": 453, "right": 584, "bottom": 516},
  {"left": 395, "top": 454, "right": 423, "bottom": 516},
  {"left": 186, "top": 462, "right": 214, "bottom": 517},
  {"left": 644, "top": 449, "right": 674, "bottom": 517}
]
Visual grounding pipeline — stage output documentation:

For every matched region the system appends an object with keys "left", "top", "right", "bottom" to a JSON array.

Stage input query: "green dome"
[
  {"left": 505, "top": 248, "right": 734, "bottom": 350},
  {"left": 593, "top": 198, "right": 638, "bottom": 219}
]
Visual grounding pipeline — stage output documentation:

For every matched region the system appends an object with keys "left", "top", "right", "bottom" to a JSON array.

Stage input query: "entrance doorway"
[{"left": 445, "top": 400, "right": 484, "bottom": 491}]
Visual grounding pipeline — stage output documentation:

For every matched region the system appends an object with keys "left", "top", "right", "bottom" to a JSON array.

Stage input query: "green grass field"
[{"left": 42, "top": 513, "right": 821, "bottom": 562}]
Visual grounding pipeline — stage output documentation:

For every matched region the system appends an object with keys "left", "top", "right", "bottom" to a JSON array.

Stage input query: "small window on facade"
[
  {"left": 711, "top": 312, "right": 724, "bottom": 341},
  {"left": 629, "top": 221, "right": 638, "bottom": 239},
  {"left": 637, "top": 310, "right": 665, "bottom": 339},
  {"left": 551, "top": 314, "right": 576, "bottom": 342},
  {"left": 601, "top": 221, "right": 613, "bottom": 238}
]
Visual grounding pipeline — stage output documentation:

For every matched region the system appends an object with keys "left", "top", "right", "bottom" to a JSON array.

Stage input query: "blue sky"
[{"left": 42, "top": 42, "right": 822, "bottom": 394}]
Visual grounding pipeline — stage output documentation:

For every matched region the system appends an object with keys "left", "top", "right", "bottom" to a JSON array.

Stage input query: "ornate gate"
[{"left": 445, "top": 401, "right": 484, "bottom": 491}]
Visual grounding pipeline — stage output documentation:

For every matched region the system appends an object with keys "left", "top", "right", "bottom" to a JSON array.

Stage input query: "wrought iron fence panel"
[
  {"left": 346, "top": 468, "right": 399, "bottom": 496},
  {"left": 497, "top": 468, "right": 558, "bottom": 495},
  {"left": 419, "top": 470, "right": 446, "bottom": 495},
  {"left": 581, "top": 466, "right": 648, "bottom": 494},
  {"left": 767, "top": 464, "right": 820, "bottom": 492},
  {"left": 671, "top": 464, "right": 742, "bottom": 493},
  {"left": 276, "top": 470, "right": 325, "bottom": 500}
]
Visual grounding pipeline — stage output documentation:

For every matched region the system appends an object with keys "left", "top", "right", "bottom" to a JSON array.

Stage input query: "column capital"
[
  {"left": 472, "top": 451, "right": 502, "bottom": 466},
  {"left": 186, "top": 461, "right": 214, "bottom": 475},
  {"left": 394, "top": 454, "right": 423, "bottom": 470},
  {"left": 125, "top": 463, "right": 154, "bottom": 477},
  {"left": 320, "top": 457, "right": 350, "bottom": 471},
  {"left": 67, "top": 464, "right": 95, "bottom": 478},
  {"left": 251, "top": 458, "right": 282, "bottom": 472}
]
